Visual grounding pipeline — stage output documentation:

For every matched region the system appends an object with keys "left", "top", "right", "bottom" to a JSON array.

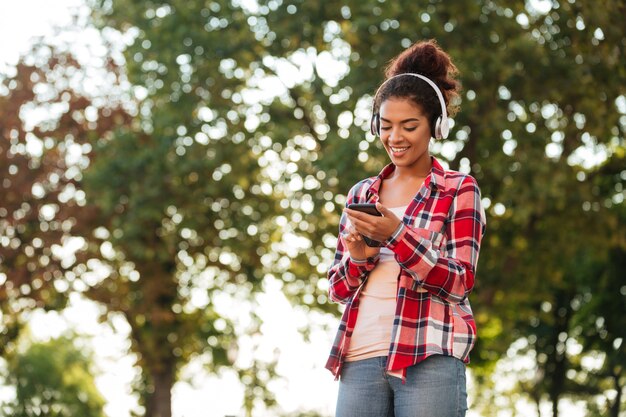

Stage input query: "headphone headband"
[{"left": 370, "top": 73, "right": 449, "bottom": 139}]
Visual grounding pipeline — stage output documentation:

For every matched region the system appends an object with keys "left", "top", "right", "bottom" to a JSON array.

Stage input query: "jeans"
[{"left": 335, "top": 355, "right": 468, "bottom": 417}]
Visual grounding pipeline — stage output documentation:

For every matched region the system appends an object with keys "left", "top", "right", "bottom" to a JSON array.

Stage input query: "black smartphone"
[{"left": 347, "top": 203, "right": 384, "bottom": 247}]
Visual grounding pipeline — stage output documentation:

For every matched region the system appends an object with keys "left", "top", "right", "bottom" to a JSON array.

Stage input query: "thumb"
[{"left": 376, "top": 202, "right": 392, "bottom": 217}]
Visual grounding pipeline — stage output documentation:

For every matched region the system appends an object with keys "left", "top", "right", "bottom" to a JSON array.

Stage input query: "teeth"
[{"left": 391, "top": 146, "right": 409, "bottom": 152}]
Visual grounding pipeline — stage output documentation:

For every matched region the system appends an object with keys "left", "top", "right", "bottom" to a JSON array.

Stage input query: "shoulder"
[
  {"left": 442, "top": 169, "right": 486, "bottom": 227},
  {"left": 442, "top": 169, "right": 480, "bottom": 194}
]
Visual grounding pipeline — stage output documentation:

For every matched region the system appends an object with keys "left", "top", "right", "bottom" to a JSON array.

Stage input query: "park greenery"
[
  {"left": 0, "top": 0, "right": 624, "bottom": 416},
  {"left": 1, "top": 333, "right": 106, "bottom": 417}
]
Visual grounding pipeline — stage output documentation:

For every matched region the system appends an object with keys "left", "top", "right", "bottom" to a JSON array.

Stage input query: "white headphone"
[{"left": 370, "top": 73, "right": 449, "bottom": 140}]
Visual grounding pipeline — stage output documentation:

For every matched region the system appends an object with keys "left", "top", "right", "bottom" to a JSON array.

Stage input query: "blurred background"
[{"left": 0, "top": 0, "right": 624, "bottom": 416}]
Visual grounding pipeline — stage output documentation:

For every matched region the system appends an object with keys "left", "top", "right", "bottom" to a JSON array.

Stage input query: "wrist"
[
  {"left": 350, "top": 253, "right": 379, "bottom": 264},
  {"left": 384, "top": 221, "right": 406, "bottom": 247},
  {"left": 349, "top": 256, "right": 367, "bottom": 264}
]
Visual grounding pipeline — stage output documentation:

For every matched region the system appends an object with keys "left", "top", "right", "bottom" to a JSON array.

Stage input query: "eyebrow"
[{"left": 380, "top": 117, "right": 421, "bottom": 123}]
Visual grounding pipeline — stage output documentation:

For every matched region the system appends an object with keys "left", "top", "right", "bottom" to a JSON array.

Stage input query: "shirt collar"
[
  {"left": 370, "top": 156, "right": 446, "bottom": 196},
  {"left": 429, "top": 157, "right": 446, "bottom": 191}
]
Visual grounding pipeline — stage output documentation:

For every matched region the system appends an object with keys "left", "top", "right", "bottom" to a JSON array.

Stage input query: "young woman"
[{"left": 326, "top": 40, "right": 486, "bottom": 417}]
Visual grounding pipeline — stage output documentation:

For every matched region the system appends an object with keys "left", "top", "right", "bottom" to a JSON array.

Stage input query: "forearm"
[
  {"left": 328, "top": 252, "right": 379, "bottom": 304},
  {"left": 386, "top": 210, "right": 482, "bottom": 304}
]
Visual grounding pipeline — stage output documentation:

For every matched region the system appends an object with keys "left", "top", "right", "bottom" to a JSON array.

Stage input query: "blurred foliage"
[
  {"left": 1, "top": 334, "right": 106, "bottom": 417},
  {"left": 0, "top": 62, "right": 73, "bottom": 354},
  {"left": 0, "top": 53, "right": 126, "bottom": 356},
  {"left": 1, "top": 0, "right": 625, "bottom": 416}
]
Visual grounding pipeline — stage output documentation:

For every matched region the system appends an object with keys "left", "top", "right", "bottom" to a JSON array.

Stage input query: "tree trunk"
[
  {"left": 610, "top": 373, "right": 622, "bottom": 417},
  {"left": 145, "top": 363, "right": 174, "bottom": 417},
  {"left": 548, "top": 292, "right": 573, "bottom": 417},
  {"left": 534, "top": 395, "right": 542, "bottom": 417},
  {"left": 551, "top": 396, "right": 559, "bottom": 417}
]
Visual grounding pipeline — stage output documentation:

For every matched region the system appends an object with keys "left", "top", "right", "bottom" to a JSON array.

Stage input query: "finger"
[
  {"left": 346, "top": 211, "right": 377, "bottom": 228},
  {"left": 344, "top": 228, "right": 361, "bottom": 242},
  {"left": 344, "top": 208, "right": 374, "bottom": 221},
  {"left": 347, "top": 215, "right": 367, "bottom": 231},
  {"left": 350, "top": 217, "right": 375, "bottom": 236},
  {"left": 347, "top": 232, "right": 361, "bottom": 243},
  {"left": 375, "top": 202, "right": 393, "bottom": 217},
  {"left": 376, "top": 203, "right": 402, "bottom": 223},
  {"left": 348, "top": 228, "right": 363, "bottom": 241}
]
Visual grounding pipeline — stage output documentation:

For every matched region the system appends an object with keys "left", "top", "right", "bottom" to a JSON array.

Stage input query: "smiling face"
[{"left": 379, "top": 98, "right": 432, "bottom": 174}]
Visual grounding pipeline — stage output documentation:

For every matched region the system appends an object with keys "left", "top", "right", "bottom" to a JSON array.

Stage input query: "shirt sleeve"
[
  {"left": 385, "top": 175, "right": 486, "bottom": 304},
  {"left": 327, "top": 186, "right": 380, "bottom": 304}
]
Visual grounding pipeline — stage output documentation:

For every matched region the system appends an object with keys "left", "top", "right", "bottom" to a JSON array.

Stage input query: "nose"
[{"left": 387, "top": 126, "right": 402, "bottom": 143}]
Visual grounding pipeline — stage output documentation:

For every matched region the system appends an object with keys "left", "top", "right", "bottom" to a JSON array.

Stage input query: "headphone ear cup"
[
  {"left": 434, "top": 116, "right": 442, "bottom": 139},
  {"left": 370, "top": 113, "right": 380, "bottom": 136},
  {"left": 434, "top": 116, "right": 450, "bottom": 140},
  {"left": 438, "top": 116, "right": 449, "bottom": 139}
]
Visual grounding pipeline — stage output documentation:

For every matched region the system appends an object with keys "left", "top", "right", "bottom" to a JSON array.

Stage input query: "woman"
[{"left": 326, "top": 39, "right": 486, "bottom": 417}]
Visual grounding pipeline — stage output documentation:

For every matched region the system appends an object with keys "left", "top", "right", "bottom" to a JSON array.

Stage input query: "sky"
[
  {"left": 0, "top": 0, "right": 83, "bottom": 66},
  {"left": 0, "top": 1, "right": 591, "bottom": 416}
]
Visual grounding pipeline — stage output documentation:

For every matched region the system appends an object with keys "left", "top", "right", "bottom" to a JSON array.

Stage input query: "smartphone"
[{"left": 347, "top": 203, "right": 384, "bottom": 247}]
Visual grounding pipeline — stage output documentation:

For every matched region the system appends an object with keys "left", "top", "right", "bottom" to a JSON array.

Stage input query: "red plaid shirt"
[{"left": 326, "top": 157, "right": 486, "bottom": 382}]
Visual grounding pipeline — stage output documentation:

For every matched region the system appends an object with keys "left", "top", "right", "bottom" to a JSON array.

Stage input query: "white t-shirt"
[{"left": 345, "top": 206, "right": 407, "bottom": 363}]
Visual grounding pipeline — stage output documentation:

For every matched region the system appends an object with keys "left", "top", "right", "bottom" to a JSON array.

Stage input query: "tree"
[
  {"left": 3, "top": 12, "right": 281, "bottom": 417},
  {"left": 73, "top": 2, "right": 285, "bottom": 416},
  {"left": 563, "top": 153, "right": 626, "bottom": 417},
  {"left": 0, "top": 46, "right": 127, "bottom": 356},
  {"left": 1, "top": 333, "right": 106, "bottom": 417},
  {"left": 1, "top": 61, "right": 71, "bottom": 355}
]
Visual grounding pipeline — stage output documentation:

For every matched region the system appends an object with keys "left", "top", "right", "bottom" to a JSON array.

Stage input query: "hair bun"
[
  {"left": 384, "top": 39, "right": 461, "bottom": 115},
  {"left": 385, "top": 40, "right": 448, "bottom": 79}
]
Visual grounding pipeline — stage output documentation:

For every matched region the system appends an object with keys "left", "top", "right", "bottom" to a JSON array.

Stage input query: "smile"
[{"left": 390, "top": 146, "right": 410, "bottom": 153}]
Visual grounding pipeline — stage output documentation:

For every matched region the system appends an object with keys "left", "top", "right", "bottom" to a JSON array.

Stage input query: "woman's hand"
[
  {"left": 341, "top": 226, "right": 381, "bottom": 261},
  {"left": 344, "top": 202, "right": 402, "bottom": 245}
]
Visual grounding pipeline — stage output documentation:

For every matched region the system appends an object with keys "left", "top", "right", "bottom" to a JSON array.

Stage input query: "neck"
[{"left": 391, "top": 157, "right": 432, "bottom": 180}]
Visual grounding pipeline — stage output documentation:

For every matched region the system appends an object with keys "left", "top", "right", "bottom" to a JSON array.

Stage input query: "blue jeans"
[{"left": 335, "top": 355, "right": 468, "bottom": 417}]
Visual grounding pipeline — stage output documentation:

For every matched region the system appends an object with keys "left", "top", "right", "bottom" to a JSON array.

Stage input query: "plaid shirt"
[{"left": 326, "top": 157, "right": 486, "bottom": 382}]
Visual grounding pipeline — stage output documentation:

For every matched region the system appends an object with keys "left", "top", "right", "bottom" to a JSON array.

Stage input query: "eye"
[
  {"left": 404, "top": 127, "right": 417, "bottom": 132},
  {"left": 380, "top": 126, "right": 392, "bottom": 131}
]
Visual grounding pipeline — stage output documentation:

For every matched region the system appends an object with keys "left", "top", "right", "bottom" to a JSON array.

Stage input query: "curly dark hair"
[{"left": 374, "top": 39, "right": 461, "bottom": 135}]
